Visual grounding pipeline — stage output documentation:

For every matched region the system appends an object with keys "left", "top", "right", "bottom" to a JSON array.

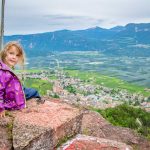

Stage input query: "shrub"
[{"left": 95, "top": 104, "right": 150, "bottom": 139}]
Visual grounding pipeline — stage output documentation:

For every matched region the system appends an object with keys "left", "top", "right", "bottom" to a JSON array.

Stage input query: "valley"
[{"left": 26, "top": 51, "right": 150, "bottom": 88}]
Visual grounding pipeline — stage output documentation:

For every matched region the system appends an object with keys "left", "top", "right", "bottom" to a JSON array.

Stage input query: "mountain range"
[{"left": 4, "top": 23, "right": 150, "bottom": 57}]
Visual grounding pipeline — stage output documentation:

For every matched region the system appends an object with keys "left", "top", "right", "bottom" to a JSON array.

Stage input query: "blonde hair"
[{"left": 0, "top": 41, "right": 25, "bottom": 68}]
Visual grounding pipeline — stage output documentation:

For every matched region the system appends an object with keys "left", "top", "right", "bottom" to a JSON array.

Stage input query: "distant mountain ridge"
[{"left": 4, "top": 23, "right": 150, "bottom": 57}]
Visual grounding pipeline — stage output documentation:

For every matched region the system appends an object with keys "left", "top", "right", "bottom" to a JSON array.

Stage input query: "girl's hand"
[{"left": 0, "top": 110, "right": 5, "bottom": 118}]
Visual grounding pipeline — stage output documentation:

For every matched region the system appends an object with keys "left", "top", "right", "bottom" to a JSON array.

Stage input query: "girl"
[{"left": 0, "top": 41, "right": 44, "bottom": 118}]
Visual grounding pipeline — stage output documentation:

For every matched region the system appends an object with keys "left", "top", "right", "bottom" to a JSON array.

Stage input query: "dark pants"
[{"left": 23, "top": 87, "right": 41, "bottom": 100}]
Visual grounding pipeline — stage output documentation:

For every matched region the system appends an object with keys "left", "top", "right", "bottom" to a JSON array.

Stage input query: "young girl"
[{"left": 0, "top": 41, "right": 44, "bottom": 118}]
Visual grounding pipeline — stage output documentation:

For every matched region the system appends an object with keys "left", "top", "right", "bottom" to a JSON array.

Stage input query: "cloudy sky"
[{"left": 4, "top": 0, "right": 150, "bottom": 35}]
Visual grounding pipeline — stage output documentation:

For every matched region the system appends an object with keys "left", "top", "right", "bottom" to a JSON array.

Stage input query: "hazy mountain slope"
[{"left": 4, "top": 23, "right": 150, "bottom": 57}]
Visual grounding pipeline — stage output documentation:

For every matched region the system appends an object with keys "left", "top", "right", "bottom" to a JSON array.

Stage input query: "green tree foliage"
[
  {"left": 96, "top": 104, "right": 150, "bottom": 139},
  {"left": 52, "top": 93, "right": 60, "bottom": 98},
  {"left": 65, "top": 85, "right": 76, "bottom": 94}
]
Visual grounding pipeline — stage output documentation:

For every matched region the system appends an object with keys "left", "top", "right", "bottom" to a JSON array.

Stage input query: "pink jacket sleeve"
[{"left": 0, "top": 82, "right": 5, "bottom": 112}]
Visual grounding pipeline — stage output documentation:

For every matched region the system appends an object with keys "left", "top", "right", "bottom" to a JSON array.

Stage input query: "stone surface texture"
[
  {"left": 58, "top": 134, "right": 133, "bottom": 150},
  {"left": 13, "top": 99, "right": 82, "bottom": 150},
  {"left": 0, "top": 98, "right": 150, "bottom": 150}
]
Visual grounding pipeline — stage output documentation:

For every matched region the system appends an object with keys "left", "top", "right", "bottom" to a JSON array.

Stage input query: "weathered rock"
[
  {"left": 0, "top": 117, "right": 13, "bottom": 150},
  {"left": 13, "top": 99, "right": 83, "bottom": 150},
  {"left": 80, "top": 110, "right": 150, "bottom": 149},
  {"left": 101, "top": 124, "right": 142, "bottom": 144},
  {"left": 58, "top": 134, "right": 133, "bottom": 150},
  {"left": 80, "top": 110, "right": 110, "bottom": 137},
  {"left": 1, "top": 98, "right": 149, "bottom": 150}
]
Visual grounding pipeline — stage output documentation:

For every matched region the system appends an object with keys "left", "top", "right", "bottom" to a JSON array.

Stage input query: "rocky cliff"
[{"left": 0, "top": 97, "right": 149, "bottom": 150}]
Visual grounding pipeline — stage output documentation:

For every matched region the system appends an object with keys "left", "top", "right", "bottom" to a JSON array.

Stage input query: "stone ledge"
[
  {"left": 0, "top": 98, "right": 150, "bottom": 150},
  {"left": 13, "top": 100, "right": 83, "bottom": 150},
  {"left": 58, "top": 134, "right": 133, "bottom": 150}
]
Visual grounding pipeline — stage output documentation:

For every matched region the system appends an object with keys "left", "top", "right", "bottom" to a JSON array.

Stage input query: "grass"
[
  {"left": 23, "top": 78, "right": 53, "bottom": 96},
  {"left": 56, "top": 134, "right": 74, "bottom": 148},
  {"left": 15, "top": 69, "right": 42, "bottom": 73},
  {"left": 49, "top": 75, "right": 57, "bottom": 80}
]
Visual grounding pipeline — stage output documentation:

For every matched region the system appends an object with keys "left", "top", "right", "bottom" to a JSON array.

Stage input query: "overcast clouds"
[{"left": 4, "top": 0, "right": 150, "bottom": 35}]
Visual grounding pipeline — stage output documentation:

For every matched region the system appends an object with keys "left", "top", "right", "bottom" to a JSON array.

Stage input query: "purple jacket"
[{"left": 0, "top": 61, "right": 26, "bottom": 112}]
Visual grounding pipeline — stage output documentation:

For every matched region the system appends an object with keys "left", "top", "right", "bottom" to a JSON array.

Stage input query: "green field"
[
  {"left": 16, "top": 69, "right": 48, "bottom": 73},
  {"left": 23, "top": 78, "right": 53, "bottom": 96},
  {"left": 65, "top": 70, "right": 150, "bottom": 97}
]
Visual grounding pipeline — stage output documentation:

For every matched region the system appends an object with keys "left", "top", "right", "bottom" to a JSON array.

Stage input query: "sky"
[{"left": 3, "top": 0, "right": 150, "bottom": 35}]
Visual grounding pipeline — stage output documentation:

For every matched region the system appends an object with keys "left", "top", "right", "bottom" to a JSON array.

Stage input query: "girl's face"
[{"left": 4, "top": 46, "right": 20, "bottom": 68}]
